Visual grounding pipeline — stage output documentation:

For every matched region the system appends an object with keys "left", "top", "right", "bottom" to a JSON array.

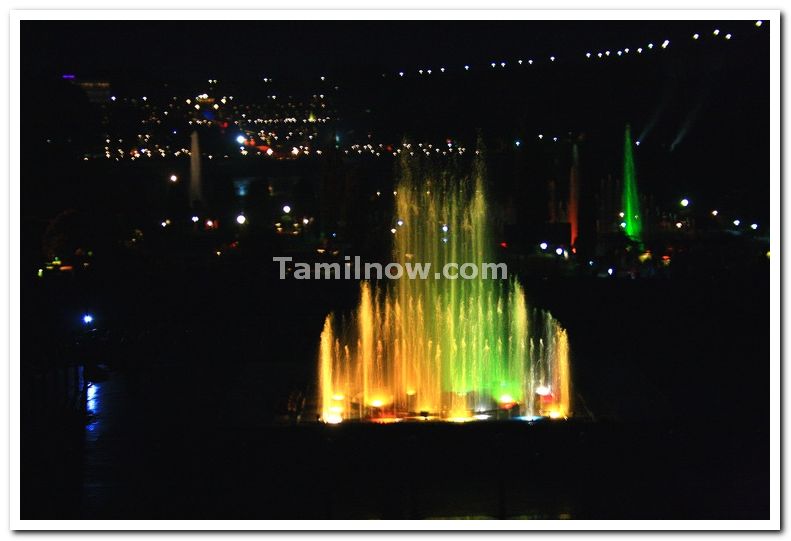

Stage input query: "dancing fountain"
[{"left": 318, "top": 155, "right": 571, "bottom": 423}]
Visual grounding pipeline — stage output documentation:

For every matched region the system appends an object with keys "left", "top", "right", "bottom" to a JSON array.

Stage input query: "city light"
[
  {"left": 712, "top": 210, "right": 719, "bottom": 216},
  {"left": 283, "top": 205, "right": 292, "bottom": 214},
  {"left": 693, "top": 33, "right": 699, "bottom": 39},
  {"left": 191, "top": 216, "right": 199, "bottom": 223},
  {"left": 756, "top": 20, "right": 763, "bottom": 27},
  {"left": 236, "top": 214, "right": 247, "bottom": 225},
  {"left": 555, "top": 247, "right": 563, "bottom": 256},
  {"left": 733, "top": 219, "right": 741, "bottom": 226},
  {"left": 607, "top": 268, "right": 614, "bottom": 276},
  {"left": 680, "top": 198, "right": 689, "bottom": 207},
  {"left": 82, "top": 314, "right": 94, "bottom": 325},
  {"left": 169, "top": 174, "right": 178, "bottom": 182},
  {"left": 751, "top": 223, "right": 758, "bottom": 230},
  {"left": 539, "top": 242, "right": 548, "bottom": 250},
  {"left": 236, "top": 135, "right": 246, "bottom": 144}
]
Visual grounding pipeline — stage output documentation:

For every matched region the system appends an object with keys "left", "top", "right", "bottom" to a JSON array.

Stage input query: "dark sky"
[
  {"left": 22, "top": 19, "right": 741, "bottom": 81},
  {"left": 20, "top": 19, "right": 770, "bottom": 219}
]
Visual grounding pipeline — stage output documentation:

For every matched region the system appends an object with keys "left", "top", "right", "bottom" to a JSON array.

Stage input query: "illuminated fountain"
[
  {"left": 622, "top": 124, "right": 642, "bottom": 245},
  {"left": 318, "top": 155, "right": 571, "bottom": 423}
]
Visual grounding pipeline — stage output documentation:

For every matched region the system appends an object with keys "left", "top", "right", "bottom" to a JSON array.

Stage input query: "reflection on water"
[{"left": 86, "top": 382, "right": 101, "bottom": 435}]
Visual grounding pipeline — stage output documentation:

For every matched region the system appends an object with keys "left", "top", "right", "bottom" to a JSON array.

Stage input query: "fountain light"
[
  {"left": 535, "top": 385, "right": 551, "bottom": 396},
  {"left": 396, "top": 219, "right": 404, "bottom": 226},
  {"left": 318, "top": 161, "right": 572, "bottom": 423},
  {"left": 498, "top": 394, "right": 514, "bottom": 405},
  {"left": 324, "top": 414, "right": 343, "bottom": 424}
]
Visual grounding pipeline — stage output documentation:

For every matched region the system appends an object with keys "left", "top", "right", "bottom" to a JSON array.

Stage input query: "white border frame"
[{"left": 8, "top": 9, "right": 781, "bottom": 531}]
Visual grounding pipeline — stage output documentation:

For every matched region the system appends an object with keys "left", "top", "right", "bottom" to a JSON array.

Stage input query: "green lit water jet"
[
  {"left": 622, "top": 124, "right": 642, "bottom": 244},
  {"left": 318, "top": 153, "right": 571, "bottom": 423}
]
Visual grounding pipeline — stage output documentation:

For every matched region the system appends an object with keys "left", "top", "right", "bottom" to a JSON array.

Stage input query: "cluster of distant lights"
[
  {"left": 389, "top": 21, "right": 763, "bottom": 79},
  {"left": 676, "top": 197, "right": 760, "bottom": 231},
  {"left": 81, "top": 21, "right": 765, "bottom": 163}
]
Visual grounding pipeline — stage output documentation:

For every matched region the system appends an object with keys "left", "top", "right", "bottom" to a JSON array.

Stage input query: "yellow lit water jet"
[{"left": 318, "top": 153, "right": 571, "bottom": 422}]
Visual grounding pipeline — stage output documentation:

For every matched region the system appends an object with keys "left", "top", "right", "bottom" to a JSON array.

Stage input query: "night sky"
[{"left": 21, "top": 19, "right": 770, "bottom": 218}]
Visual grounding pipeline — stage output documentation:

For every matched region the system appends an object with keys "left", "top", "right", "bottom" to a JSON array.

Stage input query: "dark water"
[{"left": 20, "top": 265, "right": 769, "bottom": 519}]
